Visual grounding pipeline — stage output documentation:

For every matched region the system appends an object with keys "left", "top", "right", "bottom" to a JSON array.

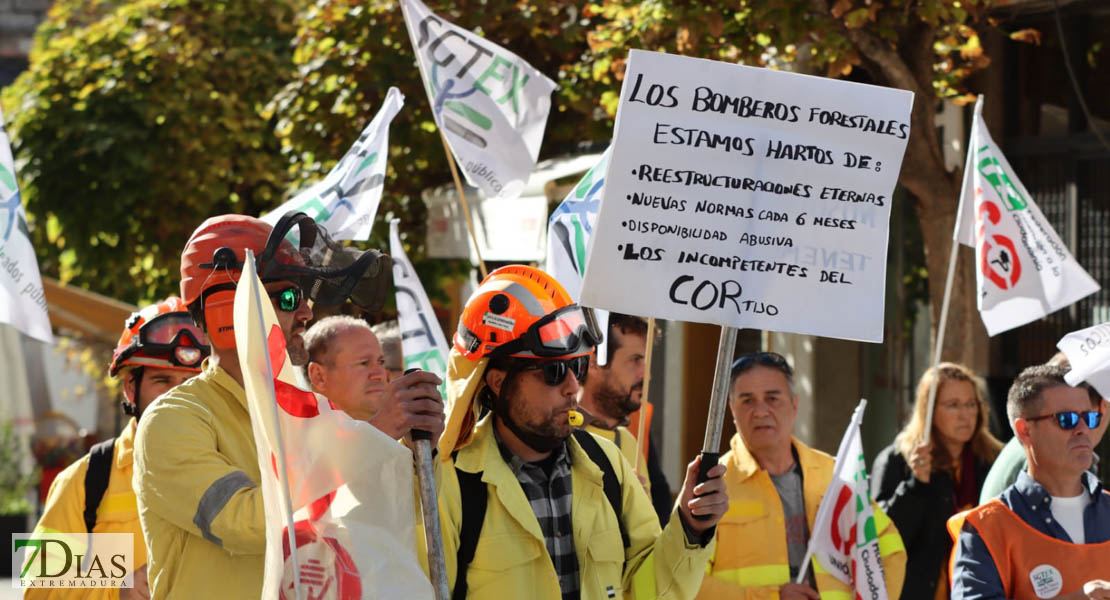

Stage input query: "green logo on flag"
[{"left": 976, "top": 145, "right": 1028, "bottom": 212}]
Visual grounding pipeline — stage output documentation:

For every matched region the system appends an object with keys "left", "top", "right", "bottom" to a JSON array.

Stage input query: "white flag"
[
  {"left": 389, "top": 218, "right": 449, "bottom": 401},
  {"left": 233, "top": 253, "right": 433, "bottom": 599},
  {"left": 546, "top": 148, "right": 611, "bottom": 363},
  {"left": 263, "top": 87, "right": 405, "bottom": 241},
  {"left": 400, "top": 0, "right": 556, "bottom": 201},
  {"left": 955, "top": 101, "right": 1099, "bottom": 336},
  {"left": 0, "top": 107, "right": 52, "bottom": 343},
  {"left": 1058, "top": 323, "right": 1110, "bottom": 398},
  {"left": 809, "top": 400, "right": 890, "bottom": 600}
]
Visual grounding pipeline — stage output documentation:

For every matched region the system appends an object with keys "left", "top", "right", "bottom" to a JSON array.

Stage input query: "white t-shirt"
[{"left": 1050, "top": 492, "right": 1091, "bottom": 544}]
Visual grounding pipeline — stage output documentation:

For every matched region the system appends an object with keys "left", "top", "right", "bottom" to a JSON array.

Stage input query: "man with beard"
[
  {"left": 133, "top": 213, "right": 391, "bottom": 599},
  {"left": 577, "top": 313, "right": 672, "bottom": 525},
  {"left": 429, "top": 265, "right": 728, "bottom": 600},
  {"left": 303, "top": 315, "right": 444, "bottom": 441}
]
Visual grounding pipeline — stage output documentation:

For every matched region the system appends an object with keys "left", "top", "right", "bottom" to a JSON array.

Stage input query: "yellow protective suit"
[
  {"left": 697, "top": 434, "right": 906, "bottom": 600},
  {"left": 132, "top": 360, "right": 266, "bottom": 599},
  {"left": 27, "top": 419, "right": 146, "bottom": 600}
]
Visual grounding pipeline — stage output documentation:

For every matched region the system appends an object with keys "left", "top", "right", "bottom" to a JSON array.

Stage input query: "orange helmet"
[
  {"left": 454, "top": 265, "right": 602, "bottom": 362},
  {"left": 109, "top": 296, "right": 211, "bottom": 377}
]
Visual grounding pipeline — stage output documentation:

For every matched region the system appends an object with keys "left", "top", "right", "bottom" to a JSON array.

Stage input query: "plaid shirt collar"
[{"left": 494, "top": 426, "right": 581, "bottom": 600}]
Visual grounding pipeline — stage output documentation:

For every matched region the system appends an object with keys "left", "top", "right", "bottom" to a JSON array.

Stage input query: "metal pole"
[
  {"left": 413, "top": 434, "right": 450, "bottom": 600},
  {"left": 694, "top": 325, "right": 737, "bottom": 518}
]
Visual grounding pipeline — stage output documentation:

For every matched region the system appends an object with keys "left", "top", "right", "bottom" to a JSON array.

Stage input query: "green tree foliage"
[{"left": 1, "top": 0, "right": 302, "bottom": 303}]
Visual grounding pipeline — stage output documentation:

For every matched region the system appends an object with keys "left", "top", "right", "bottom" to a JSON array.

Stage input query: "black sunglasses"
[
  {"left": 267, "top": 285, "right": 304, "bottom": 312},
  {"left": 731, "top": 351, "right": 793, "bottom": 377},
  {"left": 1025, "top": 410, "right": 1102, "bottom": 431},
  {"left": 518, "top": 356, "right": 590, "bottom": 386}
]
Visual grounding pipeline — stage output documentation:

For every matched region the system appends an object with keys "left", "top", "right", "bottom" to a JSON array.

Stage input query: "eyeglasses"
[
  {"left": 1024, "top": 410, "right": 1102, "bottom": 431},
  {"left": 518, "top": 356, "right": 590, "bottom": 386},
  {"left": 267, "top": 285, "right": 304, "bottom": 312},
  {"left": 731, "top": 352, "right": 793, "bottom": 378}
]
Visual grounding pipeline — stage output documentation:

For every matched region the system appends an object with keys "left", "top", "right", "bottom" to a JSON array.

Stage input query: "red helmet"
[
  {"left": 454, "top": 265, "right": 601, "bottom": 362},
  {"left": 109, "top": 296, "right": 210, "bottom": 377}
]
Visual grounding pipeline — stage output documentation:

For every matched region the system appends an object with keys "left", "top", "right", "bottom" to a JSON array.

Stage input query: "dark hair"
[
  {"left": 729, "top": 352, "right": 794, "bottom": 389},
  {"left": 605, "top": 313, "right": 649, "bottom": 365},
  {"left": 1007, "top": 363, "right": 1099, "bottom": 427}
]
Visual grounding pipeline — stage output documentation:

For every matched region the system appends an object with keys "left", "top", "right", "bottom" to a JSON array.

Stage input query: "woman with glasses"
[{"left": 870, "top": 363, "right": 1003, "bottom": 600}]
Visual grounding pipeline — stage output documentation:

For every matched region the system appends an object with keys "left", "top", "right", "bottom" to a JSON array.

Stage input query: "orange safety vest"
[{"left": 951, "top": 497, "right": 1110, "bottom": 599}]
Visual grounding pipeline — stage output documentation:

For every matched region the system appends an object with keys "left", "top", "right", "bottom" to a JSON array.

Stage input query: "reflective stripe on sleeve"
[{"left": 192, "top": 470, "right": 254, "bottom": 547}]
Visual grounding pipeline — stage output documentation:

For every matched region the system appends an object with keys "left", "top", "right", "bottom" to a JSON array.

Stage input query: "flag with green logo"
[
  {"left": 389, "top": 218, "right": 448, "bottom": 401},
  {"left": 400, "top": 0, "right": 556, "bottom": 201},
  {"left": 810, "top": 400, "right": 891, "bottom": 600},
  {"left": 955, "top": 100, "right": 1099, "bottom": 335},
  {"left": 0, "top": 106, "right": 52, "bottom": 343},
  {"left": 262, "top": 87, "right": 404, "bottom": 241}
]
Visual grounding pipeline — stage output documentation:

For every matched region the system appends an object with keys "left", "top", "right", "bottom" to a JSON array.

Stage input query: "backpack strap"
[
  {"left": 83, "top": 438, "right": 116, "bottom": 532},
  {"left": 453, "top": 453, "right": 487, "bottom": 600},
  {"left": 572, "top": 429, "right": 630, "bottom": 549}
]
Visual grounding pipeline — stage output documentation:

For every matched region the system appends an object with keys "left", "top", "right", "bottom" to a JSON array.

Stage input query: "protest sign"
[
  {"left": 233, "top": 252, "right": 432, "bottom": 599},
  {"left": 955, "top": 101, "right": 1099, "bottom": 336},
  {"left": 262, "top": 87, "right": 404, "bottom": 241},
  {"left": 1058, "top": 323, "right": 1110, "bottom": 398},
  {"left": 400, "top": 0, "right": 556, "bottom": 201},
  {"left": 579, "top": 50, "right": 912, "bottom": 342},
  {"left": 390, "top": 218, "right": 449, "bottom": 400},
  {"left": 0, "top": 107, "right": 52, "bottom": 343}
]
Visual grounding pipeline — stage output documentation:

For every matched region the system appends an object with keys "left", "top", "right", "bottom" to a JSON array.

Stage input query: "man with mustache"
[
  {"left": 430, "top": 265, "right": 728, "bottom": 600},
  {"left": 577, "top": 313, "right": 672, "bottom": 525},
  {"left": 302, "top": 315, "right": 444, "bottom": 441},
  {"left": 951, "top": 364, "right": 1110, "bottom": 599}
]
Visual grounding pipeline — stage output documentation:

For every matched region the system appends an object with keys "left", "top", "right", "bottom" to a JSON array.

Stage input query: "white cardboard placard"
[{"left": 580, "top": 50, "right": 913, "bottom": 342}]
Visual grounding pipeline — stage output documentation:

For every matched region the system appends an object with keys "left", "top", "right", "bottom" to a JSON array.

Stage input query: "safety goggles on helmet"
[
  {"left": 1025, "top": 410, "right": 1102, "bottom": 431},
  {"left": 495, "top": 305, "right": 603, "bottom": 359},
  {"left": 258, "top": 212, "right": 393, "bottom": 312},
  {"left": 518, "top": 356, "right": 590, "bottom": 386},
  {"left": 115, "top": 312, "right": 210, "bottom": 373}
]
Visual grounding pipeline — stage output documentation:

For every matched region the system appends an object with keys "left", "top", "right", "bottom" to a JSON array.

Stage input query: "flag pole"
[
  {"left": 244, "top": 250, "right": 304, "bottom": 600},
  {"left": 438, "top": 132, "right": 489, "bottom": 279},
  {"left": 924, "top": 95, "right": 982, "bottom": 445},
  {"left": 795, "top": 399, "right": 869, "bottom": 584},
  {"left": 693, "top": 325, "right": 737, "bottom": 519},
  {"left": 634, "top": 317, "right": 657, "bottom": 475}
]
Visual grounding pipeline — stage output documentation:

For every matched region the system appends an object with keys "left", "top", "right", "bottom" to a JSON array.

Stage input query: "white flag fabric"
[
  {"left": 233, "top": 253, "right": 433, "bottom": 599},
  {"left": 389, "top": 218, "right": 449, "bottom": 400},
  {"left": 0, "top": 107, "right": 52, "bottom": 343},
  {"left": 400, "top": 0, "right": 556, "bottom": 201},
  {"left": 546, "top": 148, "right": 611, "bottom": 364},
  {"left": 1058, "top": 323, "right": 1110, "bottom": 398},
  {"left": 262, "top": 87, "right": 405, "bottom": 241},
  {"left": 955, "top": 101, "right": 1099, "bottom": 336},
  {"left": 809, "top": 400, "right": 890, "bottom": 600}
]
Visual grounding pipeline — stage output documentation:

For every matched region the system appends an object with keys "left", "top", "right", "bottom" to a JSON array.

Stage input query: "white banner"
[
  {"left": 389, "top": 218, "right": 449, "bottom": 401},
  {"left": 263, "top": 87, "right": 405, "bottom": 241},
  {"left": 233, "top": 253, "right": 432, "bottom": 599},
  {"left": 579, "top": 50, "right": 912, "bottom": 342},
  {"left": 400, "top": 0, "right": 556, "bottom": 201},
  {"left": 955, "top": 101, "right": 1099, "bottom": 336},
  {"left": 0, "top": 107, "right": 52, "bottom": 343},
  {"left": 809, "top": 400, "right": 890, "bottom": 600},
  {"left": 1058, "top": 323, "right": 1110, "bottom": 398}
]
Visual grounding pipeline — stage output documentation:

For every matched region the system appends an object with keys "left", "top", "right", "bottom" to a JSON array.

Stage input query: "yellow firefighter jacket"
[
  {"left": 132, "top": 360, "right": 266, "bottom": 599},
  {"left": 697, "top": 434, "right": 906, "bottom": 600}
]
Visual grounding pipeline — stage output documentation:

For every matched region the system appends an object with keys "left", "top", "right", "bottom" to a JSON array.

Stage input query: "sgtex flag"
[
  {"left": 400, "top": 0, "right": 556, "bottom": 201},
  {"left": 233, "top": 252, "right": 433, "bottom": 599},
  {"left": 0, "top": 107, "right": 52, "bottom": 343},
  {"left": 956, "top": 102, "right": 1099, "bottom": 336},
  {"left": 811, "top": 400, "right": 890, "bottom": 600},
  {"left": 263, "top": 87, "right": 405, "bottom": 241},
  {"left": 1058, "top": 322, "right": 1110, "bottom": 398},
  {"left": 389, "top": 218, "right": 449, "bottom": 401}
]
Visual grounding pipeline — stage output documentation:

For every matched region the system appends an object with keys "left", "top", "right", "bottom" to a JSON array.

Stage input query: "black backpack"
[
  {"left": 82, "top": 438, "right": 116, "bottom": 532},
  {"left": 452, "top": 429, "right": 629, "bottom": 600}
]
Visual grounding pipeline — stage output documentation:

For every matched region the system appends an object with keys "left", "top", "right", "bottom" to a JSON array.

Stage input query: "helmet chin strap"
[{"left": 122, "top": 367, "right": 144, "bottom": 421}]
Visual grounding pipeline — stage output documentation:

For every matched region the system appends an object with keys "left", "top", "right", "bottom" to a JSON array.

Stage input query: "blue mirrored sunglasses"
[{"left": 1025, "top": 410, "right": 1102, "bottom": 430}]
